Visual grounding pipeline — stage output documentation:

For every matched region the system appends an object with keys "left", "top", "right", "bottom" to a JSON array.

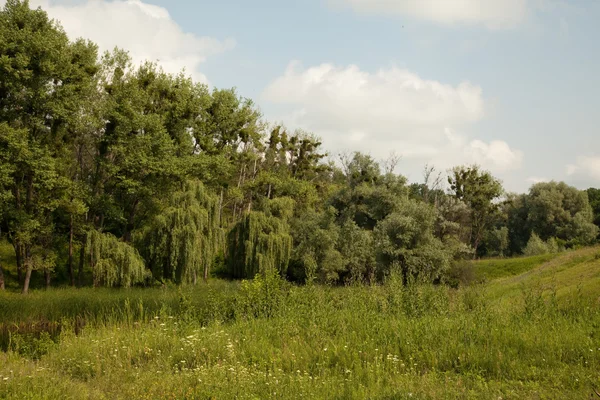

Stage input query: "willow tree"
[
  {"left": 87, "top": 229, "right": 146, "bottom": 288},
  {"left": 227, "top": 197, "right": 294, "bottom": 279},
  {"left": 138, "top": 181, "right": 223, "bottom": 284}
]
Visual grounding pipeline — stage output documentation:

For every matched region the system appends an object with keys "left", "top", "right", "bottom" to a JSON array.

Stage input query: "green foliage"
[
  {"left": 137, "top": 181, "right": 224, "bottom": 284},
  {"left": 235, "top": 269, "right": 286, "bottom": 318},
  {"left": 485, "top": 226, "right": 509, "bottom": 257},
  {"left": 227, "top": 198, "right": 294, "bottom": 279},
  {"left": 87, "top": 230, "right": 147, "bottom": 288},
  {"left": 288, "top": 208, "right": 341, "bottom": 283},
  {"left": 526, "top": 181, "right": 598, "bottom": 246},
  {"left": 337, "top": 219, "right": 376, "bottom": 284},
  {"left": 523, "top": 232, "right": 556, "bottom": 256},
  {"left": 0, "top": 1, "right": 597, "bottom": 294},
  {"left": 374, "top": 199, "right": 451, "bottom": 283},
  {"left": 445, "top": 261, "right": 477, "bottom": 287},
  {"left": 448, "top": 165, "right": 503, "bottom": 255},
  {"left": 8, "top": 331, "right": 56, "bottom": 360},
  {"left": 586, "top": 187, "right": 600, "bottom": 229}
]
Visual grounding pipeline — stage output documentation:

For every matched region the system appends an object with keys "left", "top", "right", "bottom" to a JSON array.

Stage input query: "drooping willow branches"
[
  {"left": 227, "top": 197, "right": 294, "bottom": 279},
  {"left": 138, "top": 181, "right": 224, "bottom": 284},
  {"left": 87, "top": 230, "right": 147, "bottom": 288}
]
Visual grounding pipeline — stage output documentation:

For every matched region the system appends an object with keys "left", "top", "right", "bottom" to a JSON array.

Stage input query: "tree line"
[{"left": 0, "top": 1, "right": 598, "bottom": 293}]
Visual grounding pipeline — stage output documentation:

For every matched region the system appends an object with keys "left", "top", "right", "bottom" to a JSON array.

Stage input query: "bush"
[
  {"left": 445, "top": 261, "right": 477, "bottom": 288},
  {"left": 235, "top": 269, "right": 287, "bottom": 319},
  {"left": 9, "top": 331, "right": 57, "bottom": 360},
  {"left": 523, "top": 233, "right": 560, "bottom": 256}
]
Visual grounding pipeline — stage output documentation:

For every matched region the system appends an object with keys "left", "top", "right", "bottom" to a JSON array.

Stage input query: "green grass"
[
  {"left": 470, "top": 253, "right": 560, "bottom": 281},
  {"left": 1, "top": 249, "right": 600, "bottom": 398}
]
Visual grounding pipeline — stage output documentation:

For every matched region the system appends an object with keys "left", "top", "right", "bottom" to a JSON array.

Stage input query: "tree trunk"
[
  {"left": 203, "top": 263, "right": 209, "bottom": 283},
  {"left": 44, "top": 267, "right": 51, "bottom": 289},
  {"left": 78, "top": 236, "right": 86, "bottom": 287},
  {"left": 68, "top": 214, "right": 75, "bottom": 286},
  {"left": 0, "top": 261, "right": 5, "bottom": 291},
  {"left": 22, "top": 245, "right": 33, "bottom": 295},
  {"left": 90, "top": 240, "right": 97, "bottom": 288},
  {"left": 14, "top": 242, "right": 23, "bottom": 285},
  {"left": 123, "top": 199, "right": 139, "bottom": 243}
]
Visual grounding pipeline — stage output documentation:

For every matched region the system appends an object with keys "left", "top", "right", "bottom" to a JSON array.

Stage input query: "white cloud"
[
  {"left": 443, "top": 128, "right": 523, "bottom": 172},
  {"left": 2, "top": 0, "right": 235, "bottom": 84},
  {"left": 465, "top": 139, "right": 523, "bottom": 171},
  {"left": 566, "top": 156, "right": 600, "bottom": 180},
  {"left": 527, "top": 176, "right": 549, "bottom": 184},
  {"left": 330, "top": 0, "right": 529, "bottom": 29},
  {"left": 263, "top": 62, "right": 522, "bottom": 175}
]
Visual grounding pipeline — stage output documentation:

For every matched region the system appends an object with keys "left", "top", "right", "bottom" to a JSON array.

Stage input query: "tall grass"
[{"left": 1, "top": 273, "right": 600, "bottom": 399}]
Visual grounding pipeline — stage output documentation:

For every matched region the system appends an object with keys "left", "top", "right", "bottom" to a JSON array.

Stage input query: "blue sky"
[{"left": 7, "top": 0, "right": 600, "bottom": 192}]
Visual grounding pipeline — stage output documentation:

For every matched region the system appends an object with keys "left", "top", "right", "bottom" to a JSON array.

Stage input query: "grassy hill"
[{"left": 471, "top": 247, "right": 600, "bottom": 304}]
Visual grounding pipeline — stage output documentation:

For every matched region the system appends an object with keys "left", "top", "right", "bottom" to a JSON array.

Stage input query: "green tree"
[
  {"left": 227, "top": 197, "right": 294, "bottom": 279},
  {"left": 332, "top": 152, "right": 407, "bottom": 230},
  {"left": 484, "top": 227, "right": 509, "bottom": 257},
  {"left": 0, "top": 1, "right": 99, "bottom": 292},
  {"left": 287, "top": 208, "right": 340, "bottom": 284},
  {"left": 87, "top": 229, "right": 147, "bottom": 288},
  {"left": 526, "top": 181, "right": 598, "bottom": 247},
  {"left": 137, "top": 181, "right": 223, "bottom": 284},
  {"left": 374, "top": 199, "right": 450, "bottom": 284},
  {"left": 585, "top": 188, "right": 600, "bottom": 233},
  {"left": 448, "top": 165, "right": 503, "bottom": 257}
]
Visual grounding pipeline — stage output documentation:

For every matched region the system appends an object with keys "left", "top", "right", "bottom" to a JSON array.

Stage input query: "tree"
[
  {"left": 87, "top": 229, "right": 147, "bottom": 288},
  {"left": 227, "top": 197, "right": 294, "bottom": 279},
  {"left": 585, "top": 188, "right": 600, "bottom": 233},
  {"left": 0, "top": 1, "right": 98, "bottom": 293},
  {"left": 287, "top": 207, "right": 341, "bottom": 284},
  {"left": 374, "top": 199, "right": 450, "bottom": 284},
  {"left": 137, "top": 181, "right": 223, "bottom": 284},
  {"left": 484, "top": 227, "right": 509, "bottom": 257},
  {"left": 332, "top": 152, "right": 407, "bottom": 231},
  {"left": 93, "top": 55, "right": 191, "bottom": 242},
  {"left": 526, "top": 181, "right": 598, "bottom": 247},
  {"left": 448, "top": 165, "right": 503, "bottom": 257}
]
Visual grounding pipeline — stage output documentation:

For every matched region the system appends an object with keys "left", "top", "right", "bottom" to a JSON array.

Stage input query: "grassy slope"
[{"left": 473, "top": 247, "right": 600, "bottom": 303}]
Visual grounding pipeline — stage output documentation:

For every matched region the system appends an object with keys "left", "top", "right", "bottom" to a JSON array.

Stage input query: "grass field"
[{"left": 1, "top": 248, "right": 600, "bottom": 399}]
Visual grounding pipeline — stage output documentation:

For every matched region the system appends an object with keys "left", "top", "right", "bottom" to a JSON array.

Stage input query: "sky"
[{"left": 3, "top": 0, "right": 600, "bottom": 193}]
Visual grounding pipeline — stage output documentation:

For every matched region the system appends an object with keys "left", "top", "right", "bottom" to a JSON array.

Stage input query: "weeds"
[{"left": 1, "top": 269, "right": 599, "bottom": 398}]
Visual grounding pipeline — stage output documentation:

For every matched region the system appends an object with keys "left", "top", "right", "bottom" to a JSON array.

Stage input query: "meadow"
[{"left": 1, "top": 248, "right": 600, "bottom": 399}]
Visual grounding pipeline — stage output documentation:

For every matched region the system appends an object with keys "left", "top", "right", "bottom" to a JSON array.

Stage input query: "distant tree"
[
  {"left": 332, "top": 152, "right": 407, "bottom": 230},
  {"left": 137, "top": 181, "right": 224, "bottom": 284},
  {"left": 87, "top": 229, "right": 147, "bottom": 288},
  {"left": 374, "top": 199, "right": 451, "bottom": 284},
  {"left": 287, "top": 207, "right": 341, "bottom": 284},
  {"left": 484, "top": 227, "right": 509, "bottom": 257},
  {"left": 502, "top": 193, "right": 530, "bottom": 255},
  {"left": 585, "top": 188, "right": 600, "bottom": 233},
  {"left": 448, "top": 165, "right": 503, "bottom": 257},
  {"left": 526, "top": 182, "right": 598, "bottom": 247},
  {"left": 227, "top": 197, "right": 294, "bottom": 279},
  {"left": 522, "top": 232, "right": 552, "bottom": 256}
]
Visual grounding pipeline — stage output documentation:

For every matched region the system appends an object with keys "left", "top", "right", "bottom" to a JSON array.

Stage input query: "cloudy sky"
[{"left": 4, "top": 0, "right": 600, "bottom": 193}]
